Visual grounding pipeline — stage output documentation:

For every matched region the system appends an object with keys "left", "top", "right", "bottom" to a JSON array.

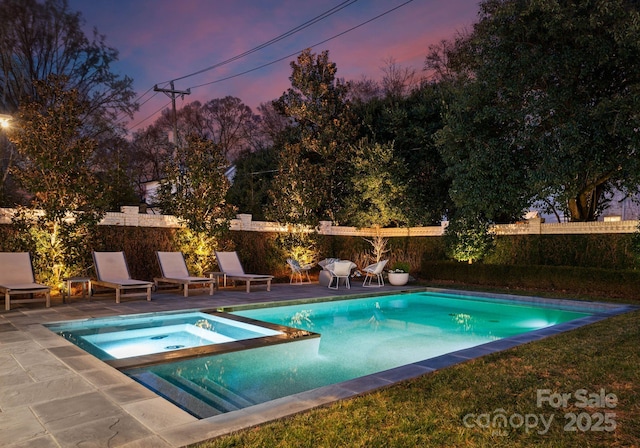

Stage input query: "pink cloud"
[{"left": 69, "top": 0, "right": 480, "bottom": 131}]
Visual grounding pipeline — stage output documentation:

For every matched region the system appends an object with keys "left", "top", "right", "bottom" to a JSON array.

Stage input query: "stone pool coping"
[{"left": 0, "top": 284, "right": 635, "bottom": 447}]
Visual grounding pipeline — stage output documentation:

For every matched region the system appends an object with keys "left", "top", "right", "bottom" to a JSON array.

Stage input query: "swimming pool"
[
  {"left": 46, "top": 311, "right": 316, "bottom": 369},
  {"left": 107, "top": 290, "right": 595, "bottom": 418}
]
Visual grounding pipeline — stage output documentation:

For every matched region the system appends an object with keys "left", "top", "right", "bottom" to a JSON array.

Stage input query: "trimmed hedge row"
[
  {"left": 486, "top": 234, "right": 637, "bottom": 270},
  {"left": 1, "top": 222, "right": 638, "bottom": 296},
  {"left": 420, "top": 260, "right": 640, "bottom": 300}
]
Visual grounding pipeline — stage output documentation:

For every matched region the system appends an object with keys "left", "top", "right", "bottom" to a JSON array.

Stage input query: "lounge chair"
[
  {"left": 362, "top": 259, "right": 388, "bottom": 288},
  {"left": 327, "top": 260, "right": 356, "bottom": 290},
  {"left": 214, "top": 251, "right": 273, "bottom": 293},
  {"left": 92, "top": 251, "right": 153, "bottom": 303},
  {"left": 286, "top": 258, "right": 313, "bottom": 284},
  {"left": 154, "top": 251, "right": 215, "bottom": 297},
  {"left": 0, "top": 252, "right": 51, "bottom": 311}
]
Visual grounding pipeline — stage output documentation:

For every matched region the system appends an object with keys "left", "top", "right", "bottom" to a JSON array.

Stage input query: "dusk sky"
[{"left": 67, "top": 0, "right": 481, "bottom": 132}]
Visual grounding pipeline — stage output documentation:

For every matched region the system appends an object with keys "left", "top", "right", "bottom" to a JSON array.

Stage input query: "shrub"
[
  {"left": 444, "top": 217, "right": 495, "bottom": 264},
  {"left": 391, "top": 261, "right": 411, "bottom": 273}
]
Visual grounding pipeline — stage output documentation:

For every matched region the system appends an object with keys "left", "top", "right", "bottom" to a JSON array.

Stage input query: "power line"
[
  {"left": 122, "top": 1, "right": 358, "bottom": 131},
  {"left": 188, "top": 0, "right": 414, "bottom": 90},
  {"left": 114, "top": 84, "right": 162, "bottom": 126},
  {"left": 127, "top": 99, "right": 172, "bottom": 131},
  {"left": 127, "top": 0, "right": 414, "bottom": 131},
  {"left": 167, "top": 0, "right": 358, "bottom": 84}
]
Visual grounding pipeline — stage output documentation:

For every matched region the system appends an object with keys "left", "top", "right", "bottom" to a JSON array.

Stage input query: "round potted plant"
[{"left": 387, "top": 261, "right": 410, "bottom": 286}]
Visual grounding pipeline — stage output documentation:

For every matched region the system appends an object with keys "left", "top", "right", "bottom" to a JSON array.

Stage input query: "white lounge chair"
[
  {"left": 92, "top": 251, "right": 153, "bottom": 303},
  {"left": 362, "top": 259, "right": 388, "bottom": 288},
  {"left": 214, "top": 251, "right": 273, "bottom": 293},
  {"left": 0, "top": 252, "right": 51, "bottom": 311},
  {"left": 327, "top": 260, "right": 356, "bottom": 290},
  {"left": 286, "top": 258, "right": 313, "bottom": 284},
  {"left": 154, "top": 251, "right": 215, "bottom": 297}
]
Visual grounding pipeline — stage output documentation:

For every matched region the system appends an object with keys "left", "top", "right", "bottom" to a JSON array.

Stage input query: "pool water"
[
  {"left": 47, "top": 311, "right": 283, "bottom": 361},
  {"left": 82, "top": 324, "right": 238, "bottom": 359},
  {"left": 121, "top": 291, "right": 592, "bottom": 418}
]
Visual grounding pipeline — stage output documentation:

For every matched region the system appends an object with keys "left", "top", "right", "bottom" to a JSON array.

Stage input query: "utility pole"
[
  {"left": 153, "top": 81, "right": 190, "bottom": 148},
  {"left": 154, "top": 81, "right": 190, "bottom": 189}
]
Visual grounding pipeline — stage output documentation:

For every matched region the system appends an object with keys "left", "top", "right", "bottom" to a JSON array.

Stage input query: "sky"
[{"left": 67, "top": 0, "right": 481, "bottom": 133}]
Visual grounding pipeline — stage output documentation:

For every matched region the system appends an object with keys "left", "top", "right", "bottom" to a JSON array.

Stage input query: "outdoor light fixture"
[{"left": 0, "top": 113, "right": 12, "bottom": 128}]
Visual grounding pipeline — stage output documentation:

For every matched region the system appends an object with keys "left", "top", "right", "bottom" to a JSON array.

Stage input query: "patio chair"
[
  {"left": 154, "top": 251, "right": 215, "bottom": 297},
  {"left": 92, "top": 251, "right": 153, "bottom": 303},
  {"left": 214, "top": 251, "right": 274, "bottom": 293},
  {"left": 0, "top": 252, "right": 51, "bottom": 311},
  {"left": 286, "top": 258, "right": 313, "bottom": 284},
  {"left": 362, "top": 259, "right": 388, "bottom": 288},
  {"left": 327, "top": 260, "right": 356, "bottom": 290},
  {"left": 318, "top": 258, "right": 341, "bottom": 286}
]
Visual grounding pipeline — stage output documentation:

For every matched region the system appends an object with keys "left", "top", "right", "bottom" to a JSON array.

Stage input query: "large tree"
[
  {"left": 156, "top": 134, "right": 236, "bottom": 235},
  {"left": 225, "top": 147, "right": 278, "bottom": 221},
  {"left": 7, "top": 75, "right": 110, "bottom": 285},
  {"left": 269, "top": 49, "right": 358, "bottom": 225},
  {"left": 341, "top": 138, "right": 408, "bottom": 228},
  {"left": 353, "top": 80, "right": 452, "bottom": 225},
  {"left": 0, "top": 0, "right": 137, "bottom": 204},
  {"left": 433, "top": 0, "right": 640, "bottom": 222},
  {"left": 9, "top": 75, "right": 108, "bottom": 222},
  {"left": 156, "top": 97, "right": 259, "bottom": 164},
  {"left": 129, "top": 124, "right": 174, "bottom": 200}
]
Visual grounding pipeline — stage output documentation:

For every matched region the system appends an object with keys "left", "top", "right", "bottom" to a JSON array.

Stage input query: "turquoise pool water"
[
  {"left": 122, "top": 291, "right": 592, "bottom": 418},
  {"left": 47, "top": 311, "right": 283, "bottom": 361}
]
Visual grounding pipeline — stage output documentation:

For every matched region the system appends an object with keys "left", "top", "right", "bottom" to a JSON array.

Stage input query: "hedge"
[
  {"left": 421, "top": 260, "right": 640, "bottom": 300},
  {"left": 485, "top": 234, "right": 636, "bottom": 270},
  {"left": 1, "top": 223, "right": 638, "bottom": 295}
]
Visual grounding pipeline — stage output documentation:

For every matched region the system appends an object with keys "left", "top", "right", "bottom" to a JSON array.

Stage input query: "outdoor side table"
[
  {"left": 205, "top": 271, "right": 226, "bottom": 290},
  {"left": 63, "top": 277, "right": 92, "bottom": 303}
]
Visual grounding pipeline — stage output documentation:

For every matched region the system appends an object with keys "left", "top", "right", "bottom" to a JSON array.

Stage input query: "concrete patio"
[
  {"left": 0, "top": 281, "right": 425, "bottom": 447},
  {"left": 1, "top": 281, "right": 632, "bottom": 447}
]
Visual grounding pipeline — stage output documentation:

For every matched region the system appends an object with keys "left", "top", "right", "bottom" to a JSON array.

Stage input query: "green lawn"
[{"left": 191, "top": 287, "right": 639, "bottom": 448}]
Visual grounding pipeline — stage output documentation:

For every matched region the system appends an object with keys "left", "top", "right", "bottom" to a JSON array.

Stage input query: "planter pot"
[{"left": 387, "top": 272, "right": 409, "bottom": 286}]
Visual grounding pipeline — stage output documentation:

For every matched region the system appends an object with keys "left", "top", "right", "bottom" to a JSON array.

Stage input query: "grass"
[{"left": 189, "top": 286, "right": 640, "bottom": 448}]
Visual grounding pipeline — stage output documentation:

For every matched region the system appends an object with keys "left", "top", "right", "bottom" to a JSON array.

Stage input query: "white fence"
[{"left": 1, "top": 207, "right": 638, "bottom": 236}]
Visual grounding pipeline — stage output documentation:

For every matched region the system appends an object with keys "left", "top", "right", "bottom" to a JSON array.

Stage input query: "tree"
[
  {"left": 0, "top": 0, "right": 137, "bottom": 205},
  {"left": 444, "top": 216, "right": 495, "bottom": 264},
  {"left": 254, "top": 101, "right": 291, "bottom": 150},
  {"left": 156, "top": 134, "right": 236, "bottom": 235},
  {"left": 203, "top": 96, "right": 256, "bottom": 161},
  {"left": 353, "top": 80, "right": 452, "bottom": 225},
  {"left": 87, "top": 133, "right": 139, "bottom": 211},
  {"left": 130, "top": 123, "right": 174, "bottom": 200},
  {"left": 434, "top": 0, "right": 640, "bottom": 222},
  {"left": 380, "top": 57, "right": 419, "bottom": 99},
  {"left": 156, "top": 134, "right": 236, "bottom": 274},
  {"left": 7, "top": 75, "right": 110, "bottom": 285},
  {"left": 157, "top": 97, "right": 259, "bottom": 163},
  {"left": 269, "top": 49, "right": 358, "bottom": 225},
  {"left": 348, "top": 75, "right": 381, "bottom": 103},
  {"left": 342, "top": 138, "right": 407, "bottom": 228},
  {"left": 9, "top": 76, "right": 108, "bottom": 222},
  {"left": 225, "top": 147, "right": 278, "bottom": 220}
]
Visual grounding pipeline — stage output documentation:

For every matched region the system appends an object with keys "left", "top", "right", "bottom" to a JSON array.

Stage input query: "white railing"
[{"left": 0, "top": 207, "right": 637, "bottom": 236}]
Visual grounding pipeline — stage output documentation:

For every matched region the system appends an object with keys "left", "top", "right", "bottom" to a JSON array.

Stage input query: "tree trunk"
[{"left": 568, "top": 181, "right": 607, "bottom": 222}]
